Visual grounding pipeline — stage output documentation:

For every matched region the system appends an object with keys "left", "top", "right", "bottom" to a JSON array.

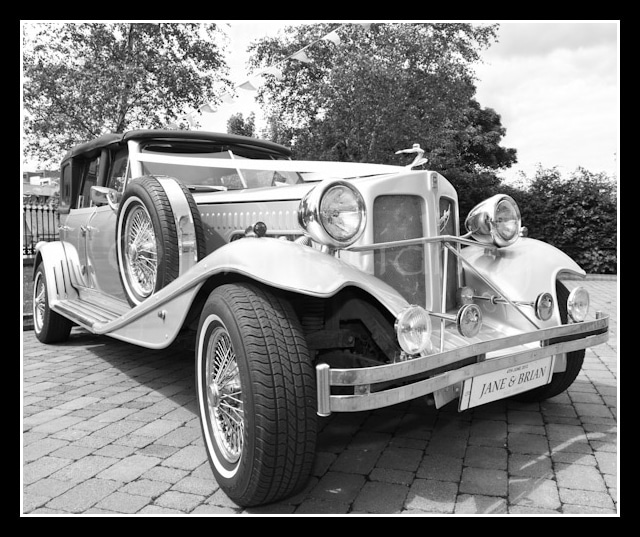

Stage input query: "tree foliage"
[
  {"left": 247, "top": 22, "right": 516, "bottom": 218},
  {"left": 227, "top": 112, "right": 256, "bottom": 137},
  {"left": 504, "top": 167, "right": 618, "bottom": 274},
  {"left": 23, "top": 22, "right": 231, "bottom": 166}
]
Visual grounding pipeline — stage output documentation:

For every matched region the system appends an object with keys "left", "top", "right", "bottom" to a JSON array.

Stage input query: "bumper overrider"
[{"left": 316, "top": 313, "right": 609, "bottom": 416}]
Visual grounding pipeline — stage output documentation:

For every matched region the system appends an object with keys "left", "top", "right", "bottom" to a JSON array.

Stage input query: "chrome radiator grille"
[
  {"left": 439, "top": 196, "right": 459, "bottom": 311},
  {"left": 373, "top": 195, "right": 426, "bottom": 307}
]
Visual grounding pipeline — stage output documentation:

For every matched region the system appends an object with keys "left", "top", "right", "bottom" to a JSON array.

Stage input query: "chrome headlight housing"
[
  {"left": 465, "top": 194, "right": 522, "bottom": 247},
  {"left": 567, "top": 286, "right": 590, "bottom": 322},
  {"left": 298, "top": 179, "right": 366, "bottom": 247},
  {"left": 395, "top": 305, "right": 432, "bottom": 355}
]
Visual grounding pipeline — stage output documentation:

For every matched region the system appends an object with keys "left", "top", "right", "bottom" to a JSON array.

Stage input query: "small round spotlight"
[
  {"left": 568, "top": 286, "right": 590, "bottom": 322},
  {"left": 395, "top": 305, "right": 432, "bottom": 355}
]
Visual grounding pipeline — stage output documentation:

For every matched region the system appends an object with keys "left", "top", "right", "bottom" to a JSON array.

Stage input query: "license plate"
[{"left": 459, "top": 356, "right": 554, "bottom": 410}]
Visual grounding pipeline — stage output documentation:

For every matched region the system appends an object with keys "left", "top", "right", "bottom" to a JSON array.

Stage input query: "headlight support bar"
[{"left": 442, "top": 242, "right": 540, "bottom": 330}]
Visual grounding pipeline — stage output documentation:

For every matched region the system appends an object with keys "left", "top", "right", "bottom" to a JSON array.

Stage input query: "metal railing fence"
[{"left": 23, "top": 204, "right": 59, "bottom": 257}]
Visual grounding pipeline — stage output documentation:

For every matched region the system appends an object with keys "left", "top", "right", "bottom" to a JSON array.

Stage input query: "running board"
[{"left": 54, "top": 289, "right": 131, "bottom": 330}]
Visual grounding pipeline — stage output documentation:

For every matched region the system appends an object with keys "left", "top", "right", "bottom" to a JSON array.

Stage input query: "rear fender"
[
  {"left": 461, "top": 237, "right": 585, "bottom": 327},
  {"left": 33, "top": 241, "right": 80, "bottom": 306}
]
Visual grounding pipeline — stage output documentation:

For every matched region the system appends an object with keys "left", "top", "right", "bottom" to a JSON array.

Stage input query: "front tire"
[{"left": 196, "top": 283, "right": 317, "bottom": 506}]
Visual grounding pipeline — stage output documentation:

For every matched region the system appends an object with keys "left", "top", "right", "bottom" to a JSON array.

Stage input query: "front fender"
[
  {"left": 196, "top": 237, "right": 410, "bottom": 316},
  {"left": 461, "top": 237, "right": 585, "bottom": 326},
  {"left": 107, "top": 237, "right": 411, "bottom": 349}
]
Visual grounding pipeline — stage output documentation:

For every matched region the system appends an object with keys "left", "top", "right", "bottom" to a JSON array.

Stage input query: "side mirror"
[{"left": 90, "top": 186, "right": 121, "bottom": 211}]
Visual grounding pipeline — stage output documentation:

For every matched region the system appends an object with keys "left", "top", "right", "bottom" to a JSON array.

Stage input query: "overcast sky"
[{"left": 203, "top": 20, "right": 619, "bottom": 182}]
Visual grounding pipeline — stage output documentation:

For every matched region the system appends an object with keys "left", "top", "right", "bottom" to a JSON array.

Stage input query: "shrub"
[{"left": 505, "top": 166, "right": 617, "bottom": 274}]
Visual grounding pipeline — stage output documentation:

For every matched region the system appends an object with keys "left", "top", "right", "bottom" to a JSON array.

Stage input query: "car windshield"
[
  {"left": 133, "top": 150, "right": 402, "bottom": 192},
  {"left": 139, "top": 151, "right": 303, "bottom": 191}
]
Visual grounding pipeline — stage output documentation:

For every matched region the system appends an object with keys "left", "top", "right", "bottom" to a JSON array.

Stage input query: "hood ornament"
[{"left": 395, "top": 143, "right": 428, "bottom": 169}]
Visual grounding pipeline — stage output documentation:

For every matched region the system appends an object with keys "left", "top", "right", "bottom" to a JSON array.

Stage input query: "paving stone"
[
  {"left": 352, "top": 481, "right": 408, "bottom": 514},
  {"left": 97, "top": 454, "right": 161, "bottom": 482},
  {"left": 558, "top": 488, "right": 615, "bottom": 511},
  {"left": 95, "top": 491, "right": 150, "bottom": 514},
  {"left": 416, "top": 454, "right": 462, "bottom": 482},
  {"left": 309, "top": 472, "right": 366, "bottom": 503},
  {"left": 294, "top": 498, "right": 351, "bottom": 514},
  {"left": 509, "top": 477, "right": 561, "bottom": 510},
  {"left": 405, "top": 479, "right": 457, "bottom": 514},
  {"left": 331, "top": 448, "right": 379, "bottom": 475},
  {"left": 45, "top": 478, "right": 120, "bottom": 513},
  {"left": 509, "top": 453, "right": 554, "bottom": 478},
  {"left": 464, "top": 445, "right": 507, "bottom": 470},
  {"left": 375, "top": 446, "right": 423, "bottom": 473},
  {"left": 508, "top": 432, "right": 549, "bottom": 455},
  {"left": 460, "top": 467, "right": 508, "bottom": 497},
  {"left": 555, "top": 463, "right": 607, "bottom": 492},
  {"left": 455, "top": 494, "right": 508, "bottom": 514},
  {"left": 153, "top": 490, "right": 205, "bottom": 512}
]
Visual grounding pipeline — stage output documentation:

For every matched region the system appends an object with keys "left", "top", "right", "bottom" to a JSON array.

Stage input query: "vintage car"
[{"left": 32, "top": 129, "right": 609, "bottom": 506}]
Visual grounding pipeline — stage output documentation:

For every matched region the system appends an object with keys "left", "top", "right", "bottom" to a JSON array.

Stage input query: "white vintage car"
[{"left": 33, "top": 130, "right": 609, "bottom": 506}]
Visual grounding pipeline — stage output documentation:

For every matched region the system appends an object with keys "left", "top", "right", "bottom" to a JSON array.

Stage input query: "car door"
[
  {"left": 84, "top": 147, "right": 130, "bottom": 301},
  {"left": 59, "top": 156, "right": 100, "bottom": 289}
]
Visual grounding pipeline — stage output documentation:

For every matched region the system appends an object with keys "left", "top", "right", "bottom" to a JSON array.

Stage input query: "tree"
[
  {"left": 23, "top": 22, "right": 232, "bottom": 167},
  {"left": 505, "top": 166, "right": 617, "bottom": 274},
  {"left": 227, "top": 112, "right": 256, "bottom": 137},
  {"left": 247, "top": 23, "right": 516, "bottom": 219}
]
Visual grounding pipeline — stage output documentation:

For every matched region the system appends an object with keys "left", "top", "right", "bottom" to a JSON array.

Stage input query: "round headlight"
[
  {"left": 320, "top": 184, "right": 364, "bottom": 243},
  {"left": 465, "top": 194, "right": 522, "bottom": 247},
  {"left": 494, "top": 197, "right": 521, "bottom": 246},
  {"left": 567, "top": 286, "right": 590, "bottom": 322},
  {"left": 395, "top": 305, "right": 432, "bottom": 355},
  {"left": 298, "top": 179, "right": 366, "bottom": 247}
]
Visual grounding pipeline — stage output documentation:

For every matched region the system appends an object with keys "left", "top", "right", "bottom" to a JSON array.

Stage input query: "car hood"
[{"left": 189, "top": 159, "right": 404, "bottom": 204}]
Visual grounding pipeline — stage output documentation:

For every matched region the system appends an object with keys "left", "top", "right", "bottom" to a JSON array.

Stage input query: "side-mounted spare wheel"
[
  {"left": 196, "top": 283, "right": 317, "bottom": 506},
  {"left": 116, "top": 175, "right": 205, "bottom": 306}
]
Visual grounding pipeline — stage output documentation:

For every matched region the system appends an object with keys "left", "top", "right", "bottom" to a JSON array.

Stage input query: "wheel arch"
[{"left": 460, "top": 237, "right": 586, "bottom": 327}]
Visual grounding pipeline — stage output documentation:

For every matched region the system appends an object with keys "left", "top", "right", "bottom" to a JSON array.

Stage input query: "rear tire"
[
  {"left": 511, "top": 281, "right": 585, "bottom": 402},
  {"left": 32, "top": 264, "right": 72, "bottom": 344},
  {"left": 196, "top": 283, "right": 317, "bottom": 506}
]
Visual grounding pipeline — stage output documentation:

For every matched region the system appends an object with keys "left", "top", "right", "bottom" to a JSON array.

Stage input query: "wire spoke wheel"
[
  {"left": 123, "top": 204, "right": 158, "bottom": 299},
  {"left": 33, "top": 271, "right": 47, "bottom": 333},
  {"left": 205, "top": 326, "right": 244, "bottom": 463},
  {"left": 31, "top": 263, "right": 72, "bottom": 343},
  {"left": 196, "top": 283, "right": 317, "bottom": 507}
]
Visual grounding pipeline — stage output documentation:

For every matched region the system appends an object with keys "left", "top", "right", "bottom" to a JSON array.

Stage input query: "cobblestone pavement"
[{"left": 22, "top": 279, "right": 618, "bottom": 515}]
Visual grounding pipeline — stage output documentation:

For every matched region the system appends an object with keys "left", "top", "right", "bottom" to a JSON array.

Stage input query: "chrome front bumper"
[{"left": 315, "top": 313, "right": 609, "bottom": 416}]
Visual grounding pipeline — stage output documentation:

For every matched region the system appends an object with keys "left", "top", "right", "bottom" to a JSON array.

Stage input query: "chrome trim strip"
[
  {"left": 321, "top": 323, "right": 609, "bottom": 413},
  {"left": 346, "top": 234, "right": 490, "bottom": 252},
  {"left": 156, "top": 177, "right": 198, "bottom": 276},
  {"left": 327, "top": 315, "right": 609, "bottom": 386}
]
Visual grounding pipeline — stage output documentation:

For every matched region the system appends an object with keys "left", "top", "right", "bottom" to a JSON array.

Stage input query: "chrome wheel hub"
[
  {"left": 206, "top": 327, "right": 244, "bottom": 464},
  {"left": 124, "top": 205, "right": 157, "bottom": 298},
  {"left": 33, "top": 272, "right": 46, "bottom": 332}
]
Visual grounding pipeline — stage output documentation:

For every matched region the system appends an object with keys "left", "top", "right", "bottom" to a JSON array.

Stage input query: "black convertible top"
[{"left": 61, "top": 129, "right": 292, "bottom": 162}]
